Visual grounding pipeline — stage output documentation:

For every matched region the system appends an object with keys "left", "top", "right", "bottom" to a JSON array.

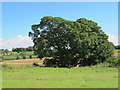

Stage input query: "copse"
[
  {"left": 29, "top": 16, "right": 115, "bottom": 67},
  {"left": 20, "top": 52, "right": 27, "bottom": 59},
  {"left": 0, "top": 49, "right": 10, "bottom": 56},
  {"left": 12, "top": 46, "right": 33, "bottom": 52},
  {"left": 115, "top": 45, "right": 120, "bottom": 49}
]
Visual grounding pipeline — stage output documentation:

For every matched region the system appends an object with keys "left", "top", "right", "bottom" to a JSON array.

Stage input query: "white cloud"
[
  {"left": 107, "top": 34, "right": 119, "bottom": 45},
  {"left": 0, "top": 35, "right": 34, "bottom": 51}
]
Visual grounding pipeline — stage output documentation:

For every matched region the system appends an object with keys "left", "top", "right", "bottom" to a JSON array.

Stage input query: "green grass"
[
  {"left": 2, "top": 55, "right": 17, "bottom": 60},
  {"left": 2, "top": 66, "right": 118, "bottom": 88},
  {"left": 1, "top": 51, "right": 38, "bottom": 61},
  {"left": 114, "top": 49, "right": 120, "bottom": 53},
  {"left": 2, "top": 55, "right": 38, "bottom": 61}
]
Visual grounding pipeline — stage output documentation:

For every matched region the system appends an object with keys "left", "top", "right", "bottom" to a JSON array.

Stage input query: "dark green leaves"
[{"left": 29, "top": 16, "right": 115, "bottom": 67}]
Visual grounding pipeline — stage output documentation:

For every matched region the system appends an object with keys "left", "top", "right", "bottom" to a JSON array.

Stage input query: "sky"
[{"left": 1, "top": 2, "right": 119, "bottom": 50}]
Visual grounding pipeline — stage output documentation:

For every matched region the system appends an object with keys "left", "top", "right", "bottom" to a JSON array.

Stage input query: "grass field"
[
  {"left": 1, "top": 55, "right": 38, "bottom": 61},
  {"left": 0, "top": 51, "right": 38, "bottom": 61},
  {"left": 1, "top": 51, "right": 119, "bottom": 88},
  {"left": 2, "top": 66, "right": 118, "bottom": 88}
]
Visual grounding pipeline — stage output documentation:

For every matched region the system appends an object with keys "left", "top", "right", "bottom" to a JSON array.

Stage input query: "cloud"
[
  {"left": 0, "top": 35, "right": 34, "bottom": 51},
  {"left": 107, "top": 34, "right": 119, "bottom": 45}
]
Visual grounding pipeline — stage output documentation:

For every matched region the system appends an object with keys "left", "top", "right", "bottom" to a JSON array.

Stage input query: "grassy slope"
[{"left": 2, "top": 67, "right": 118, "bottom": 88}]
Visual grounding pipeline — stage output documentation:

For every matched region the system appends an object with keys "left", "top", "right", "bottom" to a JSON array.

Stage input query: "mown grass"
[{"left": 2, "top": 65, "right": 118, "bottom": 88}]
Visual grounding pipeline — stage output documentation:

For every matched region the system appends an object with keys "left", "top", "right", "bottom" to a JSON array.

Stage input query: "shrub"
[
  {"left": 106, "top": 57, "right": 120, "bottom": 67},
  {"left": 14, "top": 53, "right": 20, "bottom": 60},
  {"left": 16, "top": 56, "right": 20, "bottom": 59},
  {"left": 20, "top": 52, "right": 27, "bottom": 59},
  {"left": 29, "top": 55, "right": 32, "bottom": 59}
]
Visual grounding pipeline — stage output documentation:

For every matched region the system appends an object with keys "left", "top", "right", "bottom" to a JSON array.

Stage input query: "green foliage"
[
  {"left": 0, "top": 49, "right": 5, "bottom": 56},
  {"left": 12, "top": 46, "right": 34, "bottom": 53},
  {"left": 27, "top": 46, "right": 34, "bottom": 51},
  {"left": 0, "top": 49, "right": 10, "bottom": 55},
  {"left": 20, "top": 52, "right": 27, "bottom": 59},
  {"left": 29, "top": 55, "right": 32, "bottom": 59},
  {"left": 29, "top": 16, "right": 115, "bottom": 67},
  {"left": 114, "top": 49, "right": 120, "bottom": 53},
  {"left": 106, "top": 57, "right": 120, "bottom": 67},
  {"left": 14, "top": 53, "right": 20, "bottom": 59},
  {"left": 115, "top": 45, "right": 120, "bottom": 49},
  {"left": 1, "top": 51, "right": 38, "bottom": 61},
  {"left": 4, "top": 49, "right": 9, "bottom": 55},
  {"left": 94, "top": 57, "right": 120, "bottom": 67}
]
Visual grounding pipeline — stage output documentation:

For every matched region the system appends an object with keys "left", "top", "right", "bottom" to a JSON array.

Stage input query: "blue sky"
[
  {"left": 1, "top": 2, "right": 118, "bottom": 50},
  {"left": 2, "top": 2, "right": 118, "bottom": 39}
]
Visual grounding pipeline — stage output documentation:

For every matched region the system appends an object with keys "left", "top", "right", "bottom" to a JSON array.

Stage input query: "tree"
[
  {"left": 29, "top": 16, "right": 115, "bottom": 67},
  {"left": 27, "top": 46, "right": 33, "bottom": 51},
  {"left": 0, "top": 49, "right": 5, "bottom": 56},
  {"left": 20, "top": 52, "right": 27, "bottom": 59},
  {"left": 14, "top": 53, "right": 20, "bottom": 59},
  {"left": 4, "top": 49, "right": 9, "bottom": 55},
  {"left": 115, "top": 45, "right": 120, "bottom": 49},
  {"left": 12, "top": 46, "right": 33, "bottom": 52}
]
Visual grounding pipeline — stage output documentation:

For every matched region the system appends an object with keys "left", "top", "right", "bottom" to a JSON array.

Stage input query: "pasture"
[
  {"left": 1, "top": 51, "right": 38, "bottom": 61},
  {"left": 2, "top": 65, "right": 118, "bottom": 88},
  {"left": 1, "top": 51, "right": 119, "bottom": 88}
]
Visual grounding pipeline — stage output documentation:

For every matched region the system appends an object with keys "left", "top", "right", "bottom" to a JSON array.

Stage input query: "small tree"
[
  {"left": 15, "top": 53, "right": 20, "bottom": 59},
  {"left": 20, "top": 52, "right": 27, "bottom": 59},
  {"left": 27, "top": 46, "right": 33, "bottom": 51},
  {"left": 29, "top": 55, "right": 32, "bottom": 59},
  {"left": 0, "top": 49, "right": 5, "bottom": 56},
  {"left": 115, "top": 45, "right": 120, "bottom": 49},
  {"left": 4, "top": 49, "right": 9, "bottom": 55}
]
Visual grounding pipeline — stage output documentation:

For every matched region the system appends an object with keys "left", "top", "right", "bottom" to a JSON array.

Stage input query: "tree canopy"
[
  {"left": 12, "top": 46, "right": 33, "bottom": 53},
  {"left": 29, "top": 16, "right": 115, "bottom": 67},
  {"left": 115, "top": 45, "right": 120, "bottom": 49}
]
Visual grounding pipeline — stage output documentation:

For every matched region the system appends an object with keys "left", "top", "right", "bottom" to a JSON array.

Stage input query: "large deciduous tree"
[{"left": 29, "top": 16, "right": 115, "bottom": 67}]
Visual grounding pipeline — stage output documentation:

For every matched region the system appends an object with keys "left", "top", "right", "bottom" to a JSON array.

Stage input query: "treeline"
[
  {"left": 0, "top": 49, "right": 10, "bottom": 56},
  {"left": 12, "top": 46, "right": 33, "bottom": 53},
  {"left": 115, "top": 45, "right": 120, "bottom": 49},
  {"left": 0, "top": 46, "right": 34, "bottom": 56},
  {"left": 0, "top": 46, "right": 36, "bottom": 60}
]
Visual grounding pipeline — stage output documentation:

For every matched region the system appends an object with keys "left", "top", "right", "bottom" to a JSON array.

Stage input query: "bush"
[
  {"left": 93, "top": 57, "right": 120, "bottom": 67},
  {"left": 16, "top": 56, "right": 20, "bottom": 59},
  {"left": 29, "top": 55, "right": 32, "bottom": 59},
  {"left": 14, "top": 53, "right": 20, "bottom": 60},
  {"left": 106, "top": 57, "right": 120, "bottom": 67},
  {"left": 43, "top": 59, "right": 55, "bottom": 67},
  {"left": 20, "top": 52, "right": 27, "bottom": 59}
]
